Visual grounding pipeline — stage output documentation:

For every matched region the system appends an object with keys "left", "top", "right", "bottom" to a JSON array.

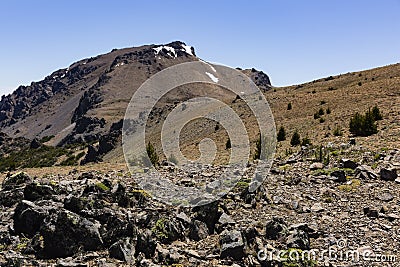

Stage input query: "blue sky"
[{"left": 0, "top": 0, "right": 399, "bottom": 96}]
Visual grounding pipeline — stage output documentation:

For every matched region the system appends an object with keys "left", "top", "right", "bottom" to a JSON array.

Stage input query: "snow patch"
[
  {"left": 153, "top": 46, "right": 177, "bottom": 58},
  {"left": 205, "top": 72, "right": 219, "bottom": 83},
  {"left": 115, "top": 62, "right": 125, "bottom": 68},
  {"left": 199, "top": 59, "right": 216, "bottom": 72},
  {"left": 153, "top": 43, "right": 194, "bottom": 58},
  {"left": 181, "top": 44, "right": 193, "bottom": 56}
]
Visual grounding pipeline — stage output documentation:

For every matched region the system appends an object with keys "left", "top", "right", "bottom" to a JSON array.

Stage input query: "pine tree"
[
  {"left": 290, "top": 131, "right": 301, "bottom": 146},
  {"left": 277, "top": 126, "right": 286, "bottom": 142},
  {"left": 372, "top": 105, "right": 382, "bottom": 120},
  {"left": 146, "top": 142, "right": 159, "bottom": 166}
]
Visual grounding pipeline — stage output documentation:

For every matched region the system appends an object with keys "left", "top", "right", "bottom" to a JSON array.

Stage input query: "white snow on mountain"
[{"left": 205, "top": 72, "right": 219, "bottom": 83}]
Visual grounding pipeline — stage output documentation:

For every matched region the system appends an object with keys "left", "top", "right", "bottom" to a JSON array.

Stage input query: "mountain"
[
  {"left": 0, "top": 41, "right": 399, "bottom": 168},
  {"left": 0, "top": 41, "right": 272, "bottom": 166}
]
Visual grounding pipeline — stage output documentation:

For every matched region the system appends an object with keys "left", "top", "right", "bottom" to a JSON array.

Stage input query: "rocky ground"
[{"left": 0, "top": 143, "right": 399, "bottom": 267}]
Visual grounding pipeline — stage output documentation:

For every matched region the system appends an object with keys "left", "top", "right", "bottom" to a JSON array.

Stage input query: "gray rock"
[
  {"left": 0, "top": 188, "right": 24, "bottom": 207},
  {"left": 136, "top": 229, "right": 156, "bottom": 258},
  {"left": 265, "top": 217, "right": 287, "bottom": 240},
  {"left": 189, "top": 220, "right": 209, "bottom": 241},
  {"left": 286, "top": 229, "right": 310, "bottom": 250},
  {"left": 13, "top": 200, "right": 49, "bottom": 237},
  {"left": 2, "top": 172, "right": 32, "bottom": 190},
  {"left": 378, "top": 192, "right": 394, "bottom": 202},
  {"left": 108, "top": 238, "right": 135, "bottom": 263},
  {"left": 340, "top": 159, "right": 358, "bottom": 169},
  {"left": 310, "top": 162, "right": 324, "bottom": 170},
  {"left": 41, "top": 209, "right": 103, "bottom": 258},
  {"left": 57, "top": 258, "right": 88, "bottom": 267},
  {"left": 380, "top": 168, "right": 398, "bottom": 181},
  {"left": 215, "top": 213, "right": 235, "bottom": 233},
  {"left": 219, "top": 230, "right": 246, "bottom": 260},
  {"left": 355, "top": 165, "right": 377, "bottom": 179},
  {"left": 331, "top": 170, "right": 346, "bottom": 182},
  {"left": 311, "top": 202, "right": 324, "bottom": 212}
]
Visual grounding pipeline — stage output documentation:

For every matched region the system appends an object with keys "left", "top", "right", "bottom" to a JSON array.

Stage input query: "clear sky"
[{"left": 0, "top": 0, "right": 399, "bottom": 96}]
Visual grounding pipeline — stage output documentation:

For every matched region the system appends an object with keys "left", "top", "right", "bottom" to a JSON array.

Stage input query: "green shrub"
[
  {"left": 226, "top": 138, "right": 231, "bottom": 149},
  {"left": 277, "top": 126, "right": 286, "bottom": 142},
  {"left": 290, "top": 131, "right": 301, "bottom": 146},
  {"left": 318, "top": 108, "right": 324, "bottom": 116},
  {"left": 319, "top": 117, "right": 325, "bottom": 123},
  {"left": 168, "top": 154, "right": 178, "bottom": 165},
  {"left": 313, "top": 113, "right": 320, "bottom": 120},
  {"left": 254, "top": 134, "right": 262, "bottom": 160},
  {"left": 146, "top": 142, "right": 159, "bottom": 166},
  {"left": 349, "top": 109, "right": 378, "bottom": 137},
  {"left": 372, "top": 105, "right": 382, "bottom": 120},
  {"left": 333, "top": 127, "right": 343, "bottom": 136},
  {"left": 287, "top": 102, "right": 292, "bottom": 110}
]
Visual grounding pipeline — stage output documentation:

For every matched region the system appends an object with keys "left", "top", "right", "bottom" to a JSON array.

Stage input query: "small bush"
[
  {"left": 225, "top": 138, "right": 231, "bottom": 149},
  {"left": 313, "top": 112, "right": 320, "bottom": 119},
  {"left": 349, "top": 108, "right": 378, "bottom": 137},
  {"left": 290, "top": 131, "right": 301, "bottom": 146},
  {"left": 318, "top": 108, "right": 324, "bottom": 116},
  {"left": 320, "top": 100, "right": 326, "bottom": 105},
  {"left": 333, "top": 127, "right": 343, "bottom": 136},
  {"left": 277, "top": 126, "right": 286, "bottom": 142},
  {"left": 168, "top": 154, "right": 178, "bottom": 165},
  {"left": 326, "top": 107, "right": 331, "bottom": 114},
  {"left": 287, "top": 102, "right": 292, "bottom": 110},
  {"left": 372, "top": 105, "right": 382, "bottom": 120},
  {"left": 319, "top": 117, "right": 325, "bottom": 123},
  {"left": 146, "top": 142, "right": 159, "bottom": 166}
]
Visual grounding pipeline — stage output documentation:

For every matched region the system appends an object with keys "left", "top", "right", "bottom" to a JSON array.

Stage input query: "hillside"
[
  {"left": 268, "top": 63, "right": 400, "bottom": 157},
  {"left": 0, "top": 43, "right": 399, "bottom": 266}
]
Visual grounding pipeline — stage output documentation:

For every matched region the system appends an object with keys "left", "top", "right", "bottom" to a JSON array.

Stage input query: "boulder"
[
  {"left": 0, "top": 188, "right": 24, "bottom": 207},
  {"left": 215, "top": 213, "right": 235, "bottom": 233},
  {"left": 24, "top": 182, "right": 55, "bottom": 201},
  {"left": 380, "top": 168, "right": 397, "bottom": 181},
  {"left": 355, "top": 165, "right": 377, "bottom": 180},
  {"left": 219, "top": 230, "right": 246, "bottom": 260},
  {"left": 109, "top": 237, "right": 135, "bottom": 263},
  {"left": 286, "top": 229, "right": 310, "bottom": 250},
  {"left": 331, "top": 170, "right": 346, "bottom": 183},
  {"left": 340, "top": 159, "right": 358, "bottom": 169},
  {"left": 2, "top": 172, "right": 32, "bottom": 190},
  {"left": 189, "top": 220, "right": 209, "bottom": 241},
  {"left": 192, "top": 201, "right": 220, "bottom": 233},
  {"left": 40, "top": 209, "right": 103, "bottom": 258},
  {"left": 135, "top": 229, "right": 156, "bottom": 258},
  {"left": 13, "top": 200, "right": 49, "bottom": 237},
  {"left": 265, "top": 217, "right": 287, "bottom": 240}
]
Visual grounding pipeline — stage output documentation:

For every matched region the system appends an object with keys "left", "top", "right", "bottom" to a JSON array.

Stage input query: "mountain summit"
[{"left": 0, "top": 41, "right": 271, "bottom": 164}]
